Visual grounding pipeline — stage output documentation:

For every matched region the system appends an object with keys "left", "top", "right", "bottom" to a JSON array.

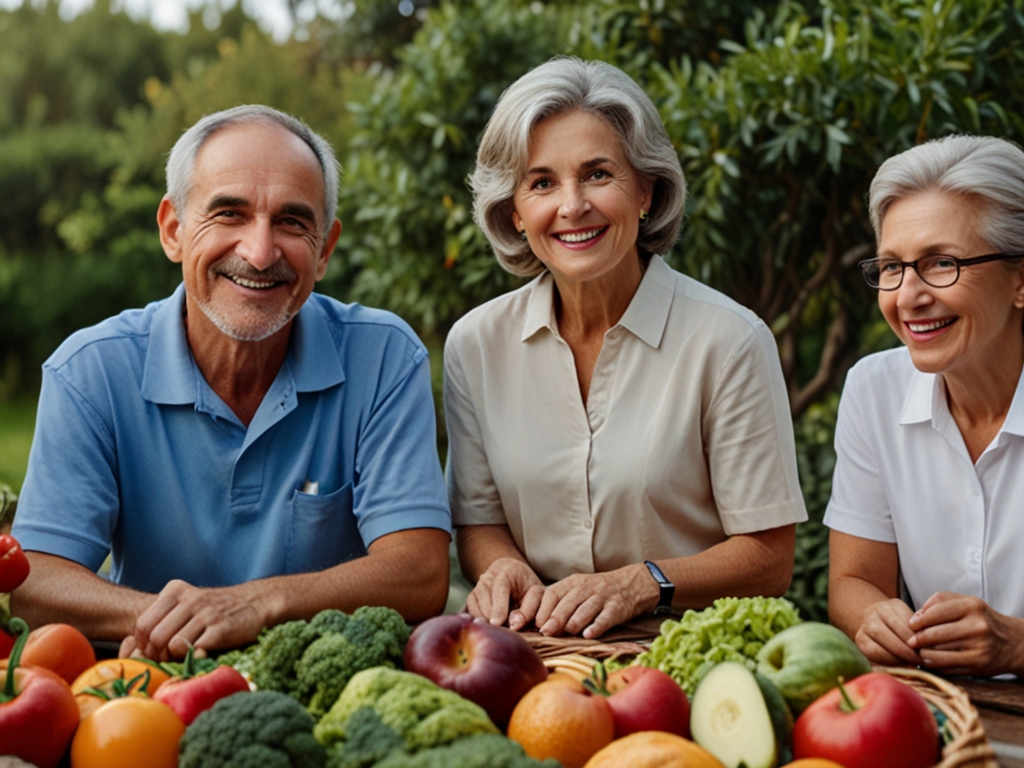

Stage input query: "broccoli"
[
  {"left": 314, "top": 667, "right": 498, "bottom": 759},
  {"left": 178, "top": 690, "right": 327, "bottom": 768},
  {"left": 375, "top": 734, "right": 562, "bottom": 768},
  {"left": 250, "top": 619, "right": 323, "bottom": 698},
  {"left": 297, "top": 606, "right": 412, "bottom": 719},
  {"left": 223, "top": 606, "right": 411, "bottom": 716},
  {"left": 324, "top": 707, "right": 407, "bottom": 768}
]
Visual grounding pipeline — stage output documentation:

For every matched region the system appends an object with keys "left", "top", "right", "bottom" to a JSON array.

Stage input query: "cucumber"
[{"left": 689, "top": 661, "right": 792, "bottom": 768}]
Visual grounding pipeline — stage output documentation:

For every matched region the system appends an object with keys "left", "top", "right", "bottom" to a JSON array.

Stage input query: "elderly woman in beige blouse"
[{"left": 444, "top": 57, "right": 807, "bottom": 639}]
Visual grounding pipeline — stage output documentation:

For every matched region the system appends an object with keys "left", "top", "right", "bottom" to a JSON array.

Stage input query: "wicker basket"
[
  {"left": 875, "top": 666, "right": 998, "bottom": 768},
  {"left": 541, "top": 653, "right": 998, "bottom": 768}
]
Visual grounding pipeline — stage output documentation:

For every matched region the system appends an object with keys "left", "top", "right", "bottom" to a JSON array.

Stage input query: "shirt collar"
[
  {"left": 142, "top": 285, "right": 344, "bottom": 404},
  {"left": 899, "top": 361, "right": 1024, "bottom": 437},
  {"left": 519, "top": 254, "right": 675, "bottom": 349}
]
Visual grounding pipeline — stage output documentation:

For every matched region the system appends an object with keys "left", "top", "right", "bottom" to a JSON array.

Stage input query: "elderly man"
[{"left": 11, "top": 105, "right": 452, "bottom": 659}]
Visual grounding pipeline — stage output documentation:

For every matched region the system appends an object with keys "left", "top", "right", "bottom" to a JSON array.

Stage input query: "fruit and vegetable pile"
[{"left": 0, "top": 536, "right": 958, "bottom": 768}]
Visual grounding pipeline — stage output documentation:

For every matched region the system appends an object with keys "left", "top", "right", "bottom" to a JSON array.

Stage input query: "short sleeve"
[
  {"left": 823, "top": 364, "right": 897, "bottom": 543},
  {"left": 351, "top": 350, "right": 452, "bottom": 545},
  {"left": 12, "top": 364, "right": 120, "bottom": 571},
  {"left": 704, "top": 321, "right": 808, "bottom": 534},
  {"left": 443, "top": 325, "right": 507, "bottom": 527}
]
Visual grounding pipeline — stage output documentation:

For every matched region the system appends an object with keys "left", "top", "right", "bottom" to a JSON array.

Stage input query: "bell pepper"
[
  {"left": 0, "top": 534, "right": 29, "bottom": 593},
  {"left": 152, "top": 644, "right": 250, "bottom": 724},
  {"left": 0, "top": 617, "right": 80, "bottom": 768}
]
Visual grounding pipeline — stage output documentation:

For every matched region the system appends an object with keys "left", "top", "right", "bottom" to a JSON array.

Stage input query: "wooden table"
[{"left": 947, "top": 676, "right": 1024, "bottom": 768}]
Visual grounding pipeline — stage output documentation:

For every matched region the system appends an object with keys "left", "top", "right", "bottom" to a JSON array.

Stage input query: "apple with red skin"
[
  {"left": 793, "top": 672, "right": 940, "bottom": 768},
  {"left": 403, "top": 613, "right": 549, "bottom": 728},
  {"left": 592, "top": 666, "right": 691, "bottom": 739}
]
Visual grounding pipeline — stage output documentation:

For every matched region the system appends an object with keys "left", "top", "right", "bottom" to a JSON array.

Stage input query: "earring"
[
  {"left": 639, "top": 210, "right": 649, "bottom": 223},
  {"left": 520, "top": 230, "right": 528, "bottom": 242}
]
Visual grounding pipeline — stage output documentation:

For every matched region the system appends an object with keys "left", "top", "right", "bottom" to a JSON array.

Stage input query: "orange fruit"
[
  {"left": 508, "top": 675, "right": 615, "bottom": 768},
  {"left": 787, "top": 761, "right": 847, "bottom": 768},
  {"left": 583, "top": 732, "right": 727, "bottom": 768}
]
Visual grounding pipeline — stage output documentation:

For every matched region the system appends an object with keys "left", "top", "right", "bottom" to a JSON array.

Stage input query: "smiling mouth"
[
  {"left": 907, "top": 318, "right": 956, "bottom": 333},
  {"left": 555, "top": 227, "right": 606, "bottom": 244},
  {"left": 228, "top": 275, "right": 284, "bottom": 290}
]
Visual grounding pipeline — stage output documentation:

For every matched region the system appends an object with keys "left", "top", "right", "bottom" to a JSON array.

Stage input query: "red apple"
[
  {"left": 793, "top": 672, "right": 940, "bottom": 768},
  {"left": 403, "top": 613, "right": 549, "bottom": 727},
  {"left": 599, "top": 666, "right": 691, "bottom": 739}
]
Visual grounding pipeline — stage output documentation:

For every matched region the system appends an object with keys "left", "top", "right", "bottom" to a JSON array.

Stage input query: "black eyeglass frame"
[{"left": 858, "top": 252, "right": 1024, "bottom": 290}]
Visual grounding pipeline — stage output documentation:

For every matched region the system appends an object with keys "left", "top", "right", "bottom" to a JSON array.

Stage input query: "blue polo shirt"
[{"left": 13, "top": 284, "right": 451, "bottom": 593}]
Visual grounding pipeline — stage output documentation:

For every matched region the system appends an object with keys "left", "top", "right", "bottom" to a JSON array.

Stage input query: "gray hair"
[
  {"left": 469, "top": 57, "right": 687, "bottom": 277},
  {"left": 869, "top": 134, "right": 1024, "bottom": 253},
  {"left": 165, "top": 104, "right": 340, "bottom": 238}
]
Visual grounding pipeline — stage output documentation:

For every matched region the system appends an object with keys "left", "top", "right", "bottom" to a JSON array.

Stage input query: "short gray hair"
[
  {"left": 165, "top": 104, "right": 340, "bottom": 238},
  {"left": 869, "top": 134, "right": 1024, "bottom": 253},
  {"left": 469, "top": 57, "right": 687, "bottom": 277}
]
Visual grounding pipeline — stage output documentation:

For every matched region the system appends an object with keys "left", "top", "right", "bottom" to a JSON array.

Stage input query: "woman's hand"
[
  {"left": 853, "top": 597, "right": 922, "bottom": 667},
  {"left": 533, "top": 564, "right": 656, "bottom": 639},
  {"left": 908, "top": 591, "right": 1024, "bottom": 677},
  {"left": 464, "top": 557, "right": 546, "bottom": 631}
]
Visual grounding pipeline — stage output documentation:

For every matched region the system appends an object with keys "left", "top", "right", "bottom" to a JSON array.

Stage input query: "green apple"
[{"left": 755, "top": 622, "right": 871, "bottom": 714}]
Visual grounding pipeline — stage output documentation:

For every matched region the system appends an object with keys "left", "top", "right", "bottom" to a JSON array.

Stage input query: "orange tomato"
[
  {"left": 584, "top": 731, "right": 727, "bottom": 768},
  {"left": 508, "top": 674, "right": 615, "bottom": 768},
  {"left": 71, "top": 658, "right": 170, "bottom": 697},
  {"left": 19, "top": 623, "right": 96, "bottom": 685},
  {"left": 70, "top": 697, "right": 184, "bottom": 768}
]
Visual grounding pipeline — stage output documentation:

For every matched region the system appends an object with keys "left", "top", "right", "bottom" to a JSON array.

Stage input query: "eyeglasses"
[{"left": 859, "top": 252, "right": 1024, "bottom": 290}]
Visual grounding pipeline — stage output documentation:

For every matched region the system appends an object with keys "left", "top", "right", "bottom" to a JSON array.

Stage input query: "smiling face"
[
  {"left": 877, "top": 190, "right": 1024, "bottom": 379},
  {"left": 511, "top": 110, "right": 652, "bottom": 288},
  {"left": 158, "top": 121, "right": 341, "bottom": 344}
]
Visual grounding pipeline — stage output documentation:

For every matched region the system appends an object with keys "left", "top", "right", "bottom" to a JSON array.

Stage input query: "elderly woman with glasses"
[
  {"left": 444, "top": 57, "right": 807, "bottom": 640},
  {"left": 827, "top": 135, "right": 1024, "bottom": 677}
]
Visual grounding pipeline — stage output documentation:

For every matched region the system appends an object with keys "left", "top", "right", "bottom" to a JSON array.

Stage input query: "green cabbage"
[{"left": 634, "top": 596, "right": 802, "bottom": 695}]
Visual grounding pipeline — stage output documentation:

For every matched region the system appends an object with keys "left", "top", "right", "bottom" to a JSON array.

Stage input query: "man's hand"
[
  {"left": 124, "top": 579, "right": 267, "bottom": 661},
  {"left": 464, "top": 557, "right": 545, "bottom": 631},
  {"left": 853, "top": 597, "right": 922, "bottom": 667},
  {"left": 907, "top": 591, "right": 1024, "bottom": 677},
  {"left": 531, "top": 564, "right": 655, "bottom": 639}
]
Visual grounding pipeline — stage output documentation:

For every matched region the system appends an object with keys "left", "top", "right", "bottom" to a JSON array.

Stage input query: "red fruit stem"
[
  {"left": 837, "top": 677, "right": 860, "bottom": 714},
  {"left": 0, "top": 617, "right": 29, "bottom": 702}
]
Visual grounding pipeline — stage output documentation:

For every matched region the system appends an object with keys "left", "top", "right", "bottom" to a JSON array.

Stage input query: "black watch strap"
[{"left": 644, "top": 560, "right": 675, "bottom": 615}]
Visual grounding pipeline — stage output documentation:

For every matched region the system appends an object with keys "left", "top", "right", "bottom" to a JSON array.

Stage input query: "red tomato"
[
  {"left": 70, "top": 696, "right": 184, "bottom": 768},
  {"left": 19, "top": 623, "right": 97, "bottom": 685},
  {"left": 0, "top": 620, "right": 80, "bottom": 768},
  {"left": 0, "top": 534, "right": 29, "bottom": 593},
  {"left": 153, "top": 663, "right": 251, "bottom": 724},
  {"left": 793, "top": 672, "right": 940, "bottom": 768}
]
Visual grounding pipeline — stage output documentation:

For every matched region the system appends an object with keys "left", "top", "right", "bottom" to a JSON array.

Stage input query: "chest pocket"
[{"left": 285, "top": 483, "right": 363, "bottom": 574}]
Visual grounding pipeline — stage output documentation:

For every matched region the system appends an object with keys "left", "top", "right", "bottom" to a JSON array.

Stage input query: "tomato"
[
  {"left": 75, "top": 669, "right": 154, "bottom": 720},
  {"left": 0, "top": 618, "right": 80, "bottom": 768},
  {"left": 70, "top": 696, "right": 185, "bottom": 768},
  {"left": 152, "top": 646, "right": 250, "bottom": 724},
  {"left": 0, "top": 534, "right": 29, "bottom": 593},
  {"left": 71, "top": 657, "right": 171, "bottom": 696},
  {"left": 19, "top": 623, "right": 96, "bottom": 685}
]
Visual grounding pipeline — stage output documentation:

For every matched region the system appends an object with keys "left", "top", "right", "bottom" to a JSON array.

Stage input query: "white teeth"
[
  {"left": 231, "top": 276, "right": 277, "bottom": 289},
  {"left": 557, "top": 229, "right": 603, "bottom": 243},
  {"left": 908, "top": 318, "right": 954, "bottom": 332}
]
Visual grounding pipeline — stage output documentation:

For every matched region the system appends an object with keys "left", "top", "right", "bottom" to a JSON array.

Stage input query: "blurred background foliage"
[{"left": 2, "top": 0, "right": 1023, "bottom": 620}]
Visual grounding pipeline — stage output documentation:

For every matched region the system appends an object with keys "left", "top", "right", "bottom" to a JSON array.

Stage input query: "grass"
[{"left": 0, "top": 395, "right": 36, "bottom": 494}]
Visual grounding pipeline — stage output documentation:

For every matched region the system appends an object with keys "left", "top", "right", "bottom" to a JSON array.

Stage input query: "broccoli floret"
[
  {"left": 250, "top": 620, "right": 322, "bottom": 697},
  {"left": 310, "top": 609, "right": 351, "bottom": 635},
  {"left": 314, "top": 668, "right": 498, "bottom": 755},
  {"left": 375, "top": 734, "right": 562, "bottom": 768},
  {"left": 324, "top": 707, "right": 407, "bottom": 768},
  {"left": 178, "top": 690, "right": 327, "bottom": 768},
  {"left": 297, "top": 607, "right": 412, "bottom": 719}
]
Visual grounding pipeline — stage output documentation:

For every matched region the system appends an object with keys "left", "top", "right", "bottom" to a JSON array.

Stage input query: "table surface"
[{"left": 947, "top": 676, "right": 1024, "bottom": 768}]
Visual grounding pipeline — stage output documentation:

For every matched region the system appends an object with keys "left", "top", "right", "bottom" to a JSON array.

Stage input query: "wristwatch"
[{"left": 643, "top": 560, "right": 675, "bottom": 615}]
